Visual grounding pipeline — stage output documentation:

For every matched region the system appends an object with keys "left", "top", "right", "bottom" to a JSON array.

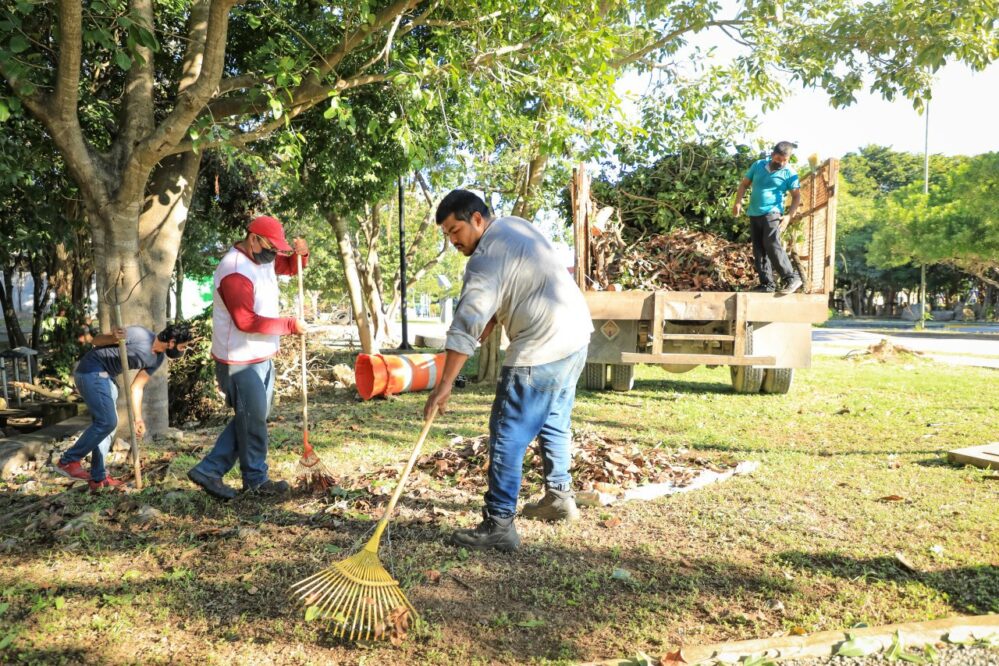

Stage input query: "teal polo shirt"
[{"left": 745, "top": 159, "right": 800, "bottom": 216}]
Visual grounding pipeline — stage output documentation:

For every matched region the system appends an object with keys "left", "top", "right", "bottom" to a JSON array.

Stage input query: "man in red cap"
[{"left": 188, "top": 215, "right": 309, "bottom": 499}]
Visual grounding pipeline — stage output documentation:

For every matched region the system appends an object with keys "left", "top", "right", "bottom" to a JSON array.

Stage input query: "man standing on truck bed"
[
  {"left": 423, "top": 190, "right": 593, "bottom": 552},
  {"left": 733, "top": 141, "right": 803, "bottom": 294}
]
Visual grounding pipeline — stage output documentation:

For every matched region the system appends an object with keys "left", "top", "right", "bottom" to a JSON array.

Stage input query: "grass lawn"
[{"left": 1, "top": 354, "right": 996, "bottom": 665}]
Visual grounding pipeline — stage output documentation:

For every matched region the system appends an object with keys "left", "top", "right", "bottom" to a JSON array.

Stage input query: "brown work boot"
[{"left": 521, "top": 488, "right": 580, "bottom": 522}]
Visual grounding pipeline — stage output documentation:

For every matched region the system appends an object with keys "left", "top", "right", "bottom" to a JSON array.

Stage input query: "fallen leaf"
[
  {"left": 879, "top": 494, "right": 906, "bottom": 502},
  {"left": 789, "top": 626, "right": 807, "bottom": 636},
  {"left": 660, "top": 648, "right": 688, "bottom": 664},
  {"left": 835, "top": 407, "right": 850, "bottom": 415},
  {"left": 424, "top": 569, "right": 441, "bottom": 583},
  {"left": 600, "top": 517, "right": 622, "bottom": 528}
]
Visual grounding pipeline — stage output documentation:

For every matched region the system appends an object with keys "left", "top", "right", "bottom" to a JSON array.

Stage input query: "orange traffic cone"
[{"left": 355, "top": 352, "right": 446, "bottom": 400}]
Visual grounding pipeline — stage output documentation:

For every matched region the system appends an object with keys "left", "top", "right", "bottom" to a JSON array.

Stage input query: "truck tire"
[
  {"left": 610, "top": 364, "right": 635, "bottom": 391},
  {"left": 761, "top": 368, "right": 794, "bottom": 394},
  {"left": 584, "top": 363, "right": 608, "bottom": 390},
  {"left": 730, "top": 322, "right": 763, "bottom": 393},
  {"left": 730, "top": 364, "right": 764, "bottom": 393}
]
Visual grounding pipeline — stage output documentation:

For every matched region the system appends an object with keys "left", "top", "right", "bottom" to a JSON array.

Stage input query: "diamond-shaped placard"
[{"left": 600, "top": 320, "right": 620, "bottom": 341}]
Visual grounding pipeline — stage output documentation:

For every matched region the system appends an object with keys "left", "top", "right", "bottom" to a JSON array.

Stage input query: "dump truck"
[{"left": 571, "top": 159, "right": 840, "bottom": 394}]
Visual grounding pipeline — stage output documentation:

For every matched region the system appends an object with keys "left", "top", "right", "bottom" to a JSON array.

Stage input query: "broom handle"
[
  {"left": 364, "top": 406, "right": 438, "bottom": 552},
  {"left": 296, "top": 253, "right": 310, "bottom": 451}
]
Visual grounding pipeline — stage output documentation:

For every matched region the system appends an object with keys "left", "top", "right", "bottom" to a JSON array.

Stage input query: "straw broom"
[
  {"left": 290, "top": 407, "right": 438, "bottom": 642},
  {"left": 293, "top": 252, "right": 336, "bottom": 492}
]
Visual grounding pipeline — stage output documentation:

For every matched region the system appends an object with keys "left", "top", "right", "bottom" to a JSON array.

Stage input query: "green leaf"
[
  {"left": 304, "top": 605, "right": 321, "bottom": 622},
  {"left": 516, "top": 618, "right": 544, "bottom": 628},
  {"left": 0, "top": 100, "right": 9, "bottom": 123},
  {"left": 246, "top": 14, "right": 261, "bottom": 29},
  {"left": 0, "top": 632, "right": 15, "bottom": 650},
  {"left": 54, "top": 596, "right": 65, "bottom": 610},
  {"left": 114, "top": 51, "right": 132, "bottom": 71},
  {"left": 0, "top": 602, "right": 9, "bottom": 617},
  {"left": 269, "top": 97, "right": 283, "bottom": 119},
  {"left": 9, "top": 35, "right": 29, "bottom": 53}
]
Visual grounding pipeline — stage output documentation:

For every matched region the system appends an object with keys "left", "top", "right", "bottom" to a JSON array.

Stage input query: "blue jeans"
[
  {"left": 61, "top": 371, "right": 117, "bottom": 482},
  {"left": 484, "top": 346, "right": 588, "bottom": 518},
  {"left": 193, "top": 360, "right": 274, "bottom": 489}
]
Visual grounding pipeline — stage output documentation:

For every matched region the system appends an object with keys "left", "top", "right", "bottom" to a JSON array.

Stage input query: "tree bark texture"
[
  {"left": 328, "top": 213, "right": 376, "bottom": 354},
  {"left": 0, "top": 269, "right": 28, "bottom": 348}
]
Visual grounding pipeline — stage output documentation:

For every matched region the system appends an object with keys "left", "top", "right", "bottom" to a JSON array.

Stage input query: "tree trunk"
[
  {"left": 174, "top": 253, "right": 185, "bottom": 321},
  {"left": 358, "top": 205, "right": 392, "bottom": 346},
  {"left": 511, "top": 152, "right": 549, "bottom": 220},
  {"left": 328, "top": 213, "right": 376, "bottom": 353},
  {"left": 85, "top": 154, "right": 200, "bottom": 436},
  {"left": 0, "top": 268, "right": 28, "bottom": 348},
  {"left": 28, "top": 256, "right": 51, "bottom": 350}
]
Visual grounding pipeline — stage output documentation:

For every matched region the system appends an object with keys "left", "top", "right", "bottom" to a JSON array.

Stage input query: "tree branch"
[
  {"left": 118, "top": 0, "right": 157, "bottom": 156},
  {"left": 612, "top": 19, "right": 747, "bottom": 69},
  {"left": 53, "top": 0, "right": 83, "bottom": 121},
  {"left": 317, "top": 0, "right": 419, "bottom": 80},
  {"left": 130, "top": 0, "right": 234, "bottom": 176}
]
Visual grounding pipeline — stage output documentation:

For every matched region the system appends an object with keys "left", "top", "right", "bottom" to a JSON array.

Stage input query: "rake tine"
[{"left": 291, "top": 409, "right": 438, "bottom": 642}]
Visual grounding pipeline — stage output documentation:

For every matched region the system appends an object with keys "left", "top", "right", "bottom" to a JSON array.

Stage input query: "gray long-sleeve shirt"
[{"left": 446, "top": 215, "right": 593, "bottom": 366}]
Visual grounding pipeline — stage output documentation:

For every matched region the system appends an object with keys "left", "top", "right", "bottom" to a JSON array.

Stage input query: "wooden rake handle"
[
  {"left": 112, "top": 298, "right": 142, "bottom": 490},
  {"left": 296, "top": 254, "right": 309, "bottom": 446},
  {"left": 364, "top": 406, "right": 438, "bottom": 552}
]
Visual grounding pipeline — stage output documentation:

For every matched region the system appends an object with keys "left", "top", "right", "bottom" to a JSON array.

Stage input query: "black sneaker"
[
  {"left": 779, "top": 276, "right": 803, "bottom": 294},
  {"left": 243, "top": 479, "right": 291, "bottom": 496},
  {"left": 751, "top": 285, "right": 776, "bottom": 293},
  {"left": 451, "top": 509, "right": 521, "bottom": 552},
  {"left": 187, "top": 468, "right": 237, "bottom": 500}
]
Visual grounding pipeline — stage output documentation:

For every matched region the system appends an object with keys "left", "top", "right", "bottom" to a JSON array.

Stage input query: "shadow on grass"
[
  {"left": 0, "top": 525, "right": 797, "bottom": 664},
  {"left": 777, "top": 551, "right": 999, "bottom": 615}
]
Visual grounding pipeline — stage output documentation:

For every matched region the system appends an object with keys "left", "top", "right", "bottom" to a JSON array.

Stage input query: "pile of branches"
[{"left": 591, "top": 222, "right": 758, "bottom": 292}]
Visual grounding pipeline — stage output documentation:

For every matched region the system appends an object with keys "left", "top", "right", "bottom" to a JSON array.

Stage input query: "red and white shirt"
[{"left": 211, "top": 245, "right": 307, "bottom": 364}]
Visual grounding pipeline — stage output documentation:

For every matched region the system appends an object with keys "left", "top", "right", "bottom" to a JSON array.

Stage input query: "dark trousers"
[{"left": 749, "top": 211, "right": 796, "bottom": 289}]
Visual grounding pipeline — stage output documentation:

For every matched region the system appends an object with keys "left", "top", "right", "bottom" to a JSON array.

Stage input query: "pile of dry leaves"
[{"left": 338, "top": 428, "right": 737, "bottom": 500}]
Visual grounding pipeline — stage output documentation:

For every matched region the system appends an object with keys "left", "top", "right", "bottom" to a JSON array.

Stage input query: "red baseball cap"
[{"left": 247, "top": 215, "right": 292, "bottom": 252}]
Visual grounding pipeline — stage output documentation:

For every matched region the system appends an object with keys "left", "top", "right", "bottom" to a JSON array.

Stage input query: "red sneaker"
[
  {"left": 88, "top": 477, "right": 126, "bottom": 492},
  {"left": 54, "top": 460, "right": 91, "bottom": 481}
]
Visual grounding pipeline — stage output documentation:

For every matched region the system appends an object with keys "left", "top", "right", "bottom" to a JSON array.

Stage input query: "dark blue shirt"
[{"left": 75, "top": 326, "right": 165, "bottom": 377}]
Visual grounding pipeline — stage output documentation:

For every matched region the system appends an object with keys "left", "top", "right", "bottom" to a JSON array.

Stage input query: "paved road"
[{"left": 813, "top": 328, "right": 999, "bottom": 368}]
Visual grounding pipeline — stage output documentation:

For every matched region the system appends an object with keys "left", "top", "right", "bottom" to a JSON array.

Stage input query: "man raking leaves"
[{"left": 423, "top": 190, "right": 593, "bottom": 551}]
